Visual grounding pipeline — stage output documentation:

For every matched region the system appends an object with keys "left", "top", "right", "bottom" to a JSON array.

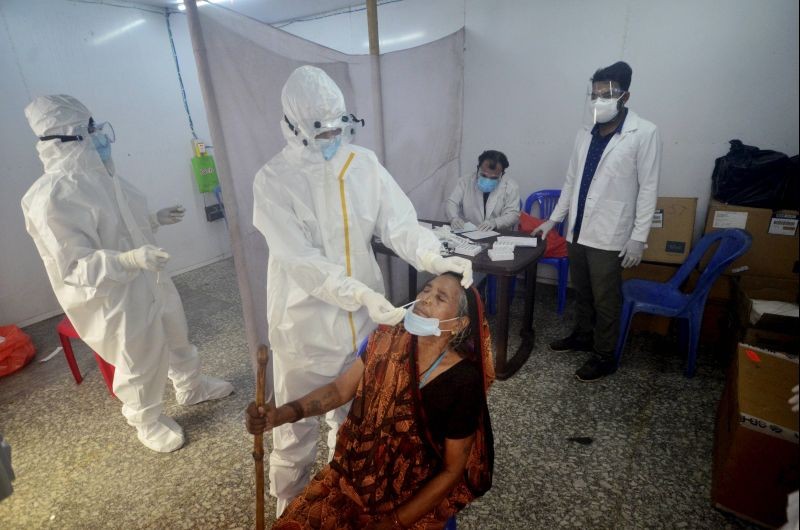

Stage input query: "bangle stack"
[{"left": 285, "top": 401, "right": 303, "bottom": 423}]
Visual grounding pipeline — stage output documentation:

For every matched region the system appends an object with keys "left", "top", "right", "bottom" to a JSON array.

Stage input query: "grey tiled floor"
[{"left": 0, "top": 258, "right": 756, "bottom": 529}]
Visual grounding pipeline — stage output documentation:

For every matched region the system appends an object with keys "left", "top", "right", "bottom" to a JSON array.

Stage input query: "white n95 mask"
[
  {"left": 403, "top": 302, "right": 458, "bottom": 337},
  {"left": 591, "top": 96, "right": 622, "bottom": 124}
]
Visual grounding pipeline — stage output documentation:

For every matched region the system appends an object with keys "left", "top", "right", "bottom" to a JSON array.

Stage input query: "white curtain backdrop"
[{"left": 186, "top": 3, "right": 464, "bottom": 379}]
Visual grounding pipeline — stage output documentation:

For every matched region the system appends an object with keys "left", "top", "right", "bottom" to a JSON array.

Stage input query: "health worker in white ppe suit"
[
  {"left": 253, "top": 65, "right": 473, "bottom": 515},
  {"left": 21, "top": 95, "right": 233, "bottom": 453}
]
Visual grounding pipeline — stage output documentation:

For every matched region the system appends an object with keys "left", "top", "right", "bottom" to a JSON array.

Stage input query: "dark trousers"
[{"left": 567, "top": 242, "right": 623, "bottom": 359}]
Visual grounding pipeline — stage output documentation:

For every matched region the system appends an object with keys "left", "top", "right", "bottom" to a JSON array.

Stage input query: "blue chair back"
[
  {"left": 668, "top": 228, "right": 752, "bottom": 302},
  {"left": 524, "top": 189, "right": 564, "bottom": 236}
]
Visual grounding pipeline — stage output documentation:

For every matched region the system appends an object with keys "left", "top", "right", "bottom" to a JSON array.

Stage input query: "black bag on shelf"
[{"left": 711, "top": 139, "right": 792, "bottom": 209}]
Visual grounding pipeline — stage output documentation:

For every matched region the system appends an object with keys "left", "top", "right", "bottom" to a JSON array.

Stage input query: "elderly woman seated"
[{"left": 246, "top": 272, "right": 494, "bottom": 529}]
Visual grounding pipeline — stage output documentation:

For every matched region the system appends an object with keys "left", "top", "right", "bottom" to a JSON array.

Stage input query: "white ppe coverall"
[
  {"left": 446, "top": 172, "right": 521, "bottom": 230},
  {"left": 21, "top": 95, "right": 232, "bottom": 453},
  {"left": 253, "top": 66, "right": 446, "bottom": 512}
]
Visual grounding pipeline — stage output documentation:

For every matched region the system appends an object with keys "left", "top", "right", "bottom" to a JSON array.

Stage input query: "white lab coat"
[
  {"left": 252, "top": 66, "right": 441, "bottom": 510},
  {"left": 21, "top": 96, "right": 201, "bottom": 432},
  {"left": 550, "top": 109, "right": 661, "bottom": 250},
  {"left": 446, "top": 172, "right": 521, "bottom": 230}
]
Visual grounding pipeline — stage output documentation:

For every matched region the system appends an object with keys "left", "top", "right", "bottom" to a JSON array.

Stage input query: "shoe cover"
[
  {"left": 175, "top": 375, "right": 234, "bottom": 406},
  {"left": 135, "top": 415, "right": 185, "bottom": 453}
]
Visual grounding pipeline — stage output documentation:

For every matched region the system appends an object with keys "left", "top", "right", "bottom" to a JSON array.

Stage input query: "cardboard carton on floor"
[
  {"left": 643, "top": 197, "right": 697, "bottom": 264},
  {"left": 703, "top": 200, "right": 799, "bottom": 278},
  {"left": 712, "top": 343, "right": 799, "bottom": 527}
]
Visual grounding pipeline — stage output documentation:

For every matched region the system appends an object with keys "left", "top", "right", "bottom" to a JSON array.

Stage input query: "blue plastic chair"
[
  {"left": 614, "top": 228, "right": 752, "bottom": 377},
  {"left": 525, "top": 190, "right": 569, "bottom": 314}
]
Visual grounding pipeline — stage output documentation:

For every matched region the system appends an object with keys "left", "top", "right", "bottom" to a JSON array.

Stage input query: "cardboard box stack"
[
  {"left": 642, "top": 197, "right": 698, "bottom": 264},
  {"left": 704, "top": 200, "right": 800, "bottom": 526},
  {"left": 712, "top": 344, "right": 798, "bottom": 527}
]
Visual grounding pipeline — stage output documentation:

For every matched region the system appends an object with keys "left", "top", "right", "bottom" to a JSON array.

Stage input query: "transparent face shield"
[
  {"left": 582, "top": 81, "right": 627, "bottom": 125},
  {"left": 311, "top": 113, "right": 364, "bottom": 145}
]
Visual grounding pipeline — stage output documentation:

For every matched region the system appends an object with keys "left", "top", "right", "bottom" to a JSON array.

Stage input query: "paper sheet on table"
[
  {"left": 452, "top": 221, "right": 478, "bottom": 234},
  {"left": 462, "top": 230, "right": 500, "bottom": 240}
]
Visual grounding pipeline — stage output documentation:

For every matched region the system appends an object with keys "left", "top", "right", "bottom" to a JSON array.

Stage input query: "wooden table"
[{"left": 373, "top": 221, "right": 545, "bottom": 380}]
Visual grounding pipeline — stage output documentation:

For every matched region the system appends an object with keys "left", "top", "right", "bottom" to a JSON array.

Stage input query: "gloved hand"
[
  {"left": 420, "top": 252, "right": 473, "bottom": 288},
  {"left": 359, "top": 291, "right": 407, "bottom": 326},
  {"left": 532, "top": 219, "right": 556, "bottom": 239},
  {"left": 118, "top": 245, "right": 170, "bottom": 272},
  {"left": 478, "top": 220, "right": 495, "bottom": 231},
  {"left": 450, "top": 217, "right": 465, "bottom": 230},
  {"left": 790, "top": 385, "right": 799, "bottom": 413},
  {"left": 618, "top": 239, "right": 645, "bottom": 268},
  {"left": 156, "top": 205, "right": 186, "bottom": 225}
]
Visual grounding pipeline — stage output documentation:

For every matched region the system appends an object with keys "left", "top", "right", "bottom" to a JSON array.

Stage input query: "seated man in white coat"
[
  {"left": 447, "top": 150, "right": 520, "bottom": 231},
  {"left": 21, "top": 95, "right": 233, "bottom": 453},
  {"left": 534, "top": 61, "right": 661, "bottom": 381}
]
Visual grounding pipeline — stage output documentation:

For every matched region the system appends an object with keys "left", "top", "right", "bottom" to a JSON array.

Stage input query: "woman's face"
[{"left": 413, "top": 274, "right": 466, "bottom": 334}]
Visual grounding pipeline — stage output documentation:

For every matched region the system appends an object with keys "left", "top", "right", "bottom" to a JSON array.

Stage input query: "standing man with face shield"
[
  {"left": 253, "top": 65, "right": 473, "bottom": 514},
  {"left": 21, "top": 95, "right": 233, "bottom": 453},
  {"left": 534, "top": 61, "right": 661, "bottom": 381},
  {"left": 447, "top": 149, "right": 520, "bottom": 231}
]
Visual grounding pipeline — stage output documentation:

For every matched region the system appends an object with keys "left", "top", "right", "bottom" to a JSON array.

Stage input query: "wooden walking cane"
[{"left": 253, "top": 345, "right": 269, "bottom": 530}]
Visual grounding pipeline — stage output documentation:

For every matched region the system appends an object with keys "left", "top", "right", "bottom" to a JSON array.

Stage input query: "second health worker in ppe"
[
  {"left": 252, "top": 65, "right": 473, "bottom": 515},
  {"left": 447, "top": 150, "right": 520, "bottom": 231},
  {"left": 21, "top": 95, "right": 233, "bottom": 454}
]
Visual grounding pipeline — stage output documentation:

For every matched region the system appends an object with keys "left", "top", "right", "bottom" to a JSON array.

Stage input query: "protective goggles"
[{"left": 39, "top": 118, "right": 115, "bottom": 143}]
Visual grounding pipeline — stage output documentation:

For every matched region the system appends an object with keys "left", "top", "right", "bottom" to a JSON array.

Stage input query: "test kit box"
[
  {"left": 711, "top": 343, "right": 799, "bottom": 528},
  {"left": 642, "top": 197, "right": 698, "bottom": 264},
  {"left": 703, "top": 200, "right": 799, "bottom": 278}
]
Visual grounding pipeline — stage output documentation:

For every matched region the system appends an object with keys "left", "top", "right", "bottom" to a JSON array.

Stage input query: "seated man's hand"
[
  {"left": 450, "top": 217, "right": 465, "bottom": 230},
  {"left": 478, "top": 220, "right": 495, "bottom": 231},
  {"left": 245, "top": 401, "right": 272, "bottom": 435}
]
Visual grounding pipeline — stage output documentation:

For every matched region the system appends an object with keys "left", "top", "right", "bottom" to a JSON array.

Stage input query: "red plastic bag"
[
  {"left": 518, "top": 212, "right": 568, "bottom": 258},
  {"left": 0, "top": 325, "right": 36, "bottom": 377}
]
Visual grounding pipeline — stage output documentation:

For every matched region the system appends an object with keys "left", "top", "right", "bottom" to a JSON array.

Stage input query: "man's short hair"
[
  {"left": 591, "top": 61, "right": 633, "bottom": 91},
  {"left": 477, "top": 150, "right": 509, "bottom": 171}
]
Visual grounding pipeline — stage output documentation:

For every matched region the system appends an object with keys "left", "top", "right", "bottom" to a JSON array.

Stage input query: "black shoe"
[
  {"left": 549, "top": 332, "right": 593, "bottom": 353},
  {"left": 575, "top": 354, "right": 617, "bottom": 382}
]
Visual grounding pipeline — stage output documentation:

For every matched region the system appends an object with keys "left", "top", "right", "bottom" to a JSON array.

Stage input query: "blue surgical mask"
[
  {"left": 91, "top": 132, "right": 112, "bottom": 162},
  {"left": 402, "top": 301, "right": 458, "bottom": 337},
  {"left": 318, "top": 135, "right": 342, "bottom": 161},
  {"left": 477, "top": 175, "right": 499, "bottom": 193}
]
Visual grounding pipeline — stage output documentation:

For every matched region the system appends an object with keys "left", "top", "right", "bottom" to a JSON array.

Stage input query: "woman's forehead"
[{"left": 426, "top": 274, "right": 462, "bottom": 296}]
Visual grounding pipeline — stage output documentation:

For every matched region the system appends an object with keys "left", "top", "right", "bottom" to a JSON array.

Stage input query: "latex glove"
[
  {"left": 790, "top": 385, "right": 799, "bottom": 413},
  {"left": 420, "top": 252, "right": 473, "bottom": 288},
  {"left": 478, "top": 220, "right": 495, "bottom": 231},
  {"left": 532, "top": 219, "right": 556, "bottom": 239},
  {"left": 156, "top": 205, "right": 186, "bottom": 225},
  {"left": 118, "top": 245, "right": 170, "bottom": 272},
  {"left": 360, "top": 291, "right": 407, "bottom": 326},
  {"left": 450, "top": 217, "right": 465, "bottom": 230},
  {"left": 618, "top": 239, "right": 645, "bottom": 268}
]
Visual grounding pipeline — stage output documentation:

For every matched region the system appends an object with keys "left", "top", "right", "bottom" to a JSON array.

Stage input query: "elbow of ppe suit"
[{"left": 61, "top": 250, "right": 139, "bottom": 293}]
